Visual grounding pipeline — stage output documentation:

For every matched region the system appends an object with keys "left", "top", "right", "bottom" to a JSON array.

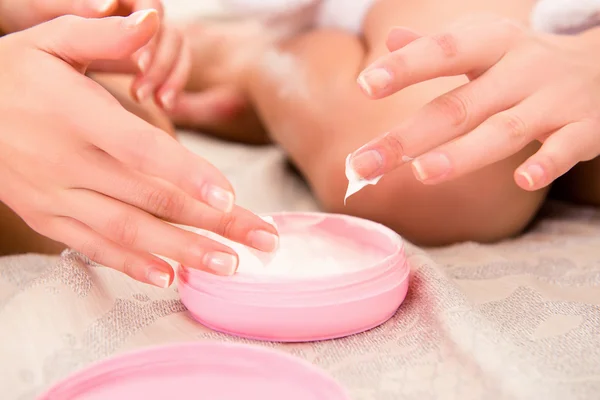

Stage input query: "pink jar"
[{"left": 178, "top": 212, "right": 410, "bottom": 342}]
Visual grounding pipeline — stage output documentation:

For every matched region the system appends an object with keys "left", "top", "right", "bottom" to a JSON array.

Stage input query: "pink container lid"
[
  {"left": 37, "top": 342, "right": 349, "bottom": 400},
  {"left": 179, "top": 212, "right": 410, "bottom": 342}
]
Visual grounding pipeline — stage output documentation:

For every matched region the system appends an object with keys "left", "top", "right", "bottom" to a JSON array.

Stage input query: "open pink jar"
[{"left": 178, "top": 212, "right": 410, "bottom": 342}]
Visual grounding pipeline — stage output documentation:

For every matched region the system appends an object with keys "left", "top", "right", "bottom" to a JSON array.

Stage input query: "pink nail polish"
[
  {"left": 203, "top": 252, "right": 238, "bottom": 276},
  {"left": 350, "top": 150, "right": 384, "bottom": 179},
  {"left": 203, "top": 185, "right": 234, "bottom": 213},
  {"left": 357, "top": 68, "right": 392, "bottom": 96},
  {"left": 248, "top": 230, "right": 279, "bottom": 252},
  {"left": 146, "top": 266, "right": 171, "bottom": 288},
  {"left": 412, "top": 153, "right": 452, "bottom": 182}
]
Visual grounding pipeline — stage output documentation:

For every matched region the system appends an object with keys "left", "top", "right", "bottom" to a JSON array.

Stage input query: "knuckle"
[
  {"left": 429, "top": 33, "right": 459, "bottom": 58},
  {"left": 380, "top": 132, "right": 408, "bottom": 159},
  {"left": 431, "top": 92, "right": 470, "bottom": 127},
  {"left": 121, "top": 255, "right": 139, "bottom": 279},
  {"left": 145, "top": 189, "right": 185, "bottom": 221},
  {"left": 105, "top": 214, "right": 139, "bottom": 247},
  {"left": 494, "top": 113, "right": 528, "bottom": 146},
  {"left": 214, "top": 213, "right": 237, "bottom": 239},
  {"left": 79, "top": 240, "right": 104, "bottom": 265}
]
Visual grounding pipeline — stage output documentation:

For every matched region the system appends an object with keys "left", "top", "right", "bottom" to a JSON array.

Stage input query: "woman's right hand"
[{"left": 0, "top": 11, "right": 279, "bottom": 288}]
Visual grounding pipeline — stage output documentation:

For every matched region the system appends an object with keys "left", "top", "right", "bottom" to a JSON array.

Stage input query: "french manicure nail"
[
  {"left": 248, "top": 230, "right": 279, "bottom": 252},
  {"left": 357, "top": 68, "right": 392, "bottom": 96},
  {"left": 124, "top": 9, "right": 157, "bottom": 29},
  {"left": 203, "top": 252, "right": 238, "bottom": 276},
  {"left": 137, "top": 50, "right": 151, "bottom": 73},
  {"left": 412, "top": 153, "right": 452, "bottom": 182},
  {"left": 350, "top": 150, "right": 384, "bottom": 179},
  {"left": 89, "top": 0, "right": 115, "bottom": 13},
  {"left": 204, "top": 185, "right": 234, "bottom": 213},
  {"left": 146, "top": 266, "right": 171, "bottom": 288},
  {"left": 161, "top": 90, "right": 175, "bottom": 110},
  {"left": 517, "top": 164, "right": 544, "bottom": 189},
  {"left": 136, "top": 83, "right": 152, "bottom": 102}
]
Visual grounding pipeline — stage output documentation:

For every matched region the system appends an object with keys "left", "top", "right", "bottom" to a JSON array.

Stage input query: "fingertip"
[
  {"left": 89, "top": 0, "right": 118, "bottom": 16},
  {"left": 386, "top": 26, "right": 422, "bottom": 51},
  {"left": 123, "top": 8, "right": 160, "bottom": 31},
  {"left": 357, "top": 67, "right": 393, "bottom": 99},
  {"left": 145, "top": 263, "right": 173, "bottom": 288},
  {"left": 514, "top": 163, "right": 546, "bottom": 191}
]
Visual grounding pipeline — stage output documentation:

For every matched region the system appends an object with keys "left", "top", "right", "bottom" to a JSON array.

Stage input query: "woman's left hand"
[{"left": 350, "top": 15, "right": 600, "bottom": 191}]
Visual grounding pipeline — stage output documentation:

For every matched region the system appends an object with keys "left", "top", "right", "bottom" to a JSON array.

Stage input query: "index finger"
[
  {"left": 357, "top": 19, "right": 519, "bottom": 99},
  {"left": 79, "top": 95, "right": 236, "bottom": 213}
]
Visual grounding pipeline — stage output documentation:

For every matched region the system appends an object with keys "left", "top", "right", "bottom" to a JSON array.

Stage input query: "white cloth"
[
  {"left": 2, "top": 131, "right": 600, "bottom": 400},
  {"left": 164, "top": 0, "right": 378, "bottom": 34},
  {"left": 531, "top": 0, "right": 600, "bottom": 33}
]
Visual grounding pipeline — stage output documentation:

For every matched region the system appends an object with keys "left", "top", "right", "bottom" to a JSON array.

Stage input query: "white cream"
[
  {"left": 344, "top": 153, "right": 382, "bottom": 204},
  {"left": 237, "top": 229, "right": 384, "bottom": 276}
]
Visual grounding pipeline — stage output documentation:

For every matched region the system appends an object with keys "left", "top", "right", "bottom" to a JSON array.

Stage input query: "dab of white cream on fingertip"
[{"left": 344, "top": 154, "right": 383, "bottom": 205}]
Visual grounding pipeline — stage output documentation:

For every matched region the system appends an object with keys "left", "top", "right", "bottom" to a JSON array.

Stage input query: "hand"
[
  {"left": 350, "top": 16, "right": 600, "bottom": 191},
  {"left": 0, "top": 12, "right": 278, "bottom": 288},
  {"left": 0, "top": 0, "right": 190, "bottom": 110}
]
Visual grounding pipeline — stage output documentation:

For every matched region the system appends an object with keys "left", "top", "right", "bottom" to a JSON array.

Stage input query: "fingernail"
[
  {"left": 146, "top": 266, "right": 171, "bottom": 288},
  {"left": 248, "top": 230, "right": 279, "bottom": 252},
  {"left": 357, "top": 68, "right": 392, "bottom": 97},
  {"left": 412, "top": 152, "right": 452, "bottom": 182},
  {"left": 124, "top": 9, "right": 157, "bottom": 29},
  {"left": 89, "top": 0, "right": 115, "bottom": 13},
  {"left": 517, "top": 164, "right": 544, "bottom": 189},
  {"left": 203, "top": 185, "right": 234, "bottom": 213},
  {"left": 350, "top": 150, "right": 384, "bottom": 179},
  {"left": 136, "top": 83, "right": 153, "bottom": 102},
  {"left": 137, "top": 50, "right": 151, "bottom": 73},
  {"left": 161, "top": 90, "right": 176, "bottom": 110},
  {"left": 203, "top": 252, "right": 238, "bottom": 276}
]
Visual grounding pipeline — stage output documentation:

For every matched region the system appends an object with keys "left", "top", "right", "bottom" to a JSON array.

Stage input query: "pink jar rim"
[{"left": 180, "top": 212, "right": 407, "bottom": 295}]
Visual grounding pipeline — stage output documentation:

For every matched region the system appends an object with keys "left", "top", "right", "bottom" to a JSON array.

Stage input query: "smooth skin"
[
  {"left": 0, "top": 12, "right": 278, "bottom": 288},
  {"left": 352, "top": 15, "right": 600, "bottom": 196},
  {"left": 179, "top": 0, "right": 553, "bottom": 246}
]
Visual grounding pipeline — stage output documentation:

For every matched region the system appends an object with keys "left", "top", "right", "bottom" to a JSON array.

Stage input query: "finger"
[
  {"left": 515, "top": 122, "right": 599, "bottom": 191},
  {"left": 156, "top": 38, "right": 192, "bottom": 110},
  {"left": 29, "top": 10, "right": 159, "bottom": 71},
  {"left": 79, "top": 152, "right": 279, "bottom": 251},
  {"left": 123, "top": 0, "right": 165, "bottom": 73},
  {"left": 51, "top": 216, "right": 173, "bottom": 288},
  {"left": 79, "top": 100, "right": 236, "bottom": 212},
  {"left": 64, "top": 189, "right": 241, "bottom": 276},
  {"left": 348, "top": 65, "right": 528, "bottom": 180},
  {"left": 357, "top": 19, "right": 520, "bottom": 98},
  {"left": 133, "top": 25, "right": 183, "bottom": 102},
  {"left": 168, "top": 86, "right": 247, "bottom": 127},
  {"left": 385, "top": 27, "right": 422, "bottom": 52},
  {"left": 409, "top": 93, "right": 566, "bottom": 184},
  {"left": 34, "top": 0, "right": 118, "bottom": 20}
]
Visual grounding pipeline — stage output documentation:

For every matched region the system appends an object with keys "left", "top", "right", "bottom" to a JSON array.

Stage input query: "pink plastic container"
[
  {"left": 38, "top": 342, "right": 349, "bottom": 399},
  {"left": 178, "top": 212, "right": 409, "bottom": 342}
]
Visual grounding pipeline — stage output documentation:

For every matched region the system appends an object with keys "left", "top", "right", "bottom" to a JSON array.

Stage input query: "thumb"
[{"left": 25, "top": 9, "right": 159, "bottom": 70}]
